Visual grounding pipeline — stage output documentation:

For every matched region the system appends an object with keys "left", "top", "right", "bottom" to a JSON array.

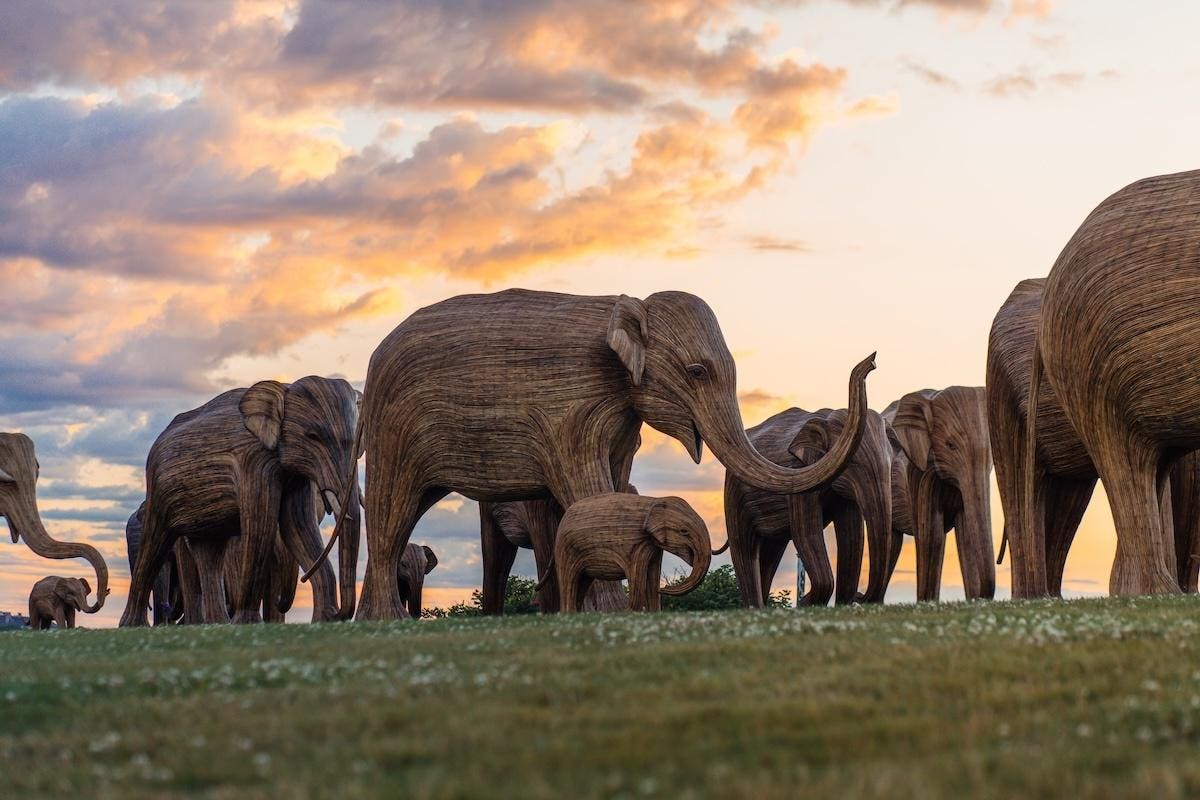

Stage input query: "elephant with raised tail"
[
  {"left": 322, "top": 289, "right": 873, "bottom": 621},
  {"left": 28, "top": 576, "right": 98, "bottom": 629},
  {"left": 119, "top": 377, "right": 360, "bottom": 627},
  {"left": 719, "top": 407, "right": 893, "bottom": 608},
  {"left": 0, "top": 433, "right": 108, "bottom": 612},
  {"left": 884, "top": 388, "right": 995, "bottom": 602},
  {"left": 543, "top": 493, "right": 711, "bottom": 612},
  {"left": 1033, "top": 169, "right": 1200, "bottom": 596}
]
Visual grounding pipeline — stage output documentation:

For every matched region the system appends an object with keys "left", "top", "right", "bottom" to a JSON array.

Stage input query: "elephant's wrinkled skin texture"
[
  {"left": 119, "top": 377, "right": 360, "bottom": 627},
  {"left": 0, "top": 433, "right": 108, "bottom": 612},
  {"left": 987, "top": 278, "right": 1200, "bottom": 597},
  {"left": 722, "top": 408, "right": 893, "bottom": 608},
  {"left": 1037, "top": 170, "right": 1200, "bottom": 596},
  {"left": 549, "top": 494, "right": 711, "bottom": 612},
  {"left": 352, "top": 289, "right": 874, "bottom": 620},
  {"left": 885, "top": 387, "right": 995, "bottom": 602},
  {"left": 396, "top": 542, "right": 438, "bottom": 619},
  {"left": 28, "top": 576, "right": 95, "bottom": 630}
]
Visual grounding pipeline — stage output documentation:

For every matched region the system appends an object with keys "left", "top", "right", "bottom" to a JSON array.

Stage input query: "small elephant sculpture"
[
  {"left": 28, "top": 576, "right": 100, "bottom": 630},
  {"left": 885, "top": 387, "right": 995, "bottom": 602},
  {"left": 545, "top": 493, "right": 712, "bottom": 612},
  {"left": 397, "top": 542, "right": 438, "bottom": 618}
]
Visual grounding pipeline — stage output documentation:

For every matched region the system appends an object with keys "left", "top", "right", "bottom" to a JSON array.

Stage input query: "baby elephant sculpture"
[
  {"left": 28, "top": 576, "right": 99, "bottom": 630},
  {"left": 546, "top": 494, "right": 712, "bottom": 612},
  {"left": 397, "top": 542, "right": 438, "bottom": 619}
]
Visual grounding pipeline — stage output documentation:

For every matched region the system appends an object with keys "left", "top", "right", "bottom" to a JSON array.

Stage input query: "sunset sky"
[{"left": 2, "top": 0, "right": 1197, "bottom": 625}]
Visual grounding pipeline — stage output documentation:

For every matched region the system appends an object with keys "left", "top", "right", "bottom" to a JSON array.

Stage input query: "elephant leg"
[
  {"left": 913, "top": 474, "right": 946, "bottom": 602},
  {"left": 359, "top": 483, "right": 443, "bottom": 622},
  {"left": 1043, "top": 477, "right": 1097, "bottom": 597},
  {"left": 559, "top": 569, "right": 587, "bottom": 614},
  {"left": 756, "top": 536, "right": 789, "bottom": 606},
  {"left": 480, "top": 505, "right": 520, "bottom": 616},
  {"left": 65, "top": 607, "right": 76, "bottom": 629},
  {"left": 789, "top": 493, "right": 833, "bottom": 606},
  {"left": 278, "top": 482, "right": 335, "bottom": 623},
  {"left": 229, "top": 480, "right": 283, "bottom": 624},
  {"left": 188, "top": 537, "right": 231, "bottom": 624},
  {"left": 643, "top": 555, "right": 663, "bottom": 612},
  {"left": 990, "top": 384, "right": 1047, "bottom": 599},
  {"left": 832, "top": 502, "right": 864, "bottom": 605},
  {"left": 1089, "top": 431, "right": 1178, "bottom": 595},
  {"left": 119, "top": 500, "right": 176, "bottom": 627},
  {"left": 724, "top": 477, "right": 766, "bottom": 608},
  {"left": 1169, "top": 452, "right": 1200, "bottom": 592},
  {"left": 174, "top": 540, "right": 203, "bottom": 625},
  {"left": 53, "top": 605, "right": 68, "bottom": 629},
  {"left": 151, "top": 564, "right": 171, "bottom": 626}
]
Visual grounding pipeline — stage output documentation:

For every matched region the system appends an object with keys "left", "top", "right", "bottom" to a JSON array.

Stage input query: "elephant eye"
[
  {"left": 945, "top": 439, "right": 956, "bottom": 450},
  {"left": 306, "top": 430, "right": 323, "bottom": 442},
  {"left": 686, "top": 363, "right": 709, "bottom": 380}
]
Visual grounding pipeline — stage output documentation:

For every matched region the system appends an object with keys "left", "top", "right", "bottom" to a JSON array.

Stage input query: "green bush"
[
  {"left": 422, "top": 576, "right": 542, "bottom": 618},
  {"left": 661, "top": 564, "right": 791, "bottom": 611}
]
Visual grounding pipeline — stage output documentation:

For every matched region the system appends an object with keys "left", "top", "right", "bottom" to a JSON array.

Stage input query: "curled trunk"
[
  {"left": 15, "top": 508, "right": 108, "bottom": 612},
  {"left": 702, "top": 354, "right": 875, "bottom": 494},
  {"left": 659, "top": 536, "right": 712, "bottom": 597}
]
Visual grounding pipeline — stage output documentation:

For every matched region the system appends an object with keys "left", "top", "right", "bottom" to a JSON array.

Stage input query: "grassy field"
[{"left": 5, "top": 597, "right": 1200, "bottom": 798}]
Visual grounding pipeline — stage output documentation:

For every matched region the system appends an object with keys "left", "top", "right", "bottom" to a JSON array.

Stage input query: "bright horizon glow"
[{"left": 1, "top": 0, "right": 1191, "bottom": 625}]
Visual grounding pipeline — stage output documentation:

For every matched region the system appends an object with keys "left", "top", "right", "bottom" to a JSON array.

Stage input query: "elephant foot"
[
  {"left": 1110, "top": 558, "right": 1180, "bottom": 596},
  {"left": 118, "top": 608, "right": 150, "bottom": 628},
  {"left": 355, "top": 584, "right": 405, "bottom": 621},
  {"left": 231, "top": 609, "right": 263, "bottom": 624}
]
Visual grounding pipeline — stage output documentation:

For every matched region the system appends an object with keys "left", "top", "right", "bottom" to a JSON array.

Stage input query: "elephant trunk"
[
  {"left": 701, "top": 354, "right": 875, "bottom": 495},
  {"left": 408, "top": 581, "right": 422, "bottom": 620},
  {"left": 858, "top": 481, "right": 894, "bottom": 604},
  {"left": 14, "top": 506, "right": 109, "bottom": 612},
  {"left": 659, "top": 532, "right": 711, "bottom": 597},
  {"left": 957, "top": 475, "right": 996, "bottom": 600},
  {"left": 335, "top": 479, "right": 361, "bottom": 621}
]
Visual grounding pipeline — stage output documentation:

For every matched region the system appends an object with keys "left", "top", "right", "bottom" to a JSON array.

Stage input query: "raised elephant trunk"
[
  {"left": 12, "top": 507, "right": 109, "bottom": 612},
  {"left": 701, "top": 354, "right": 875, "bottom": 495},
  {"left": 659, "top": 534, "right": 711, "bottom": 597}
]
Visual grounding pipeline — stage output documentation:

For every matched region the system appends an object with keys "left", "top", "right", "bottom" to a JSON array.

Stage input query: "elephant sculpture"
[
  {"left": 719, "top": 407, "right": 893, "bottom": 608},
  {"left": 884, "top": 387, "right": 995, "bottom": 601},
  {"left": 1034, "top": 169, "right": 1200, "bottom": 596},
  {"left": 987, "top": 277, "right": 1200, "bottom": 597},
  {"left": 479, "top": 478, "right": 639, "bottom": 614},
  {"left": 119, "top": 377, "right": 360, "bottom": 626},
  {"left": 396, "top": 542, "right": 438, "bottom": 618},
  {"left": 126, "top": 504, "right": 182, "bottom": 625},
  {"left": 28, "top": 576, "right": 96, "bottom": 629},
  {"left": 543, "top": 493, "right": 711, "bottom": 612},
  {"left": 330, "top": 289, "right": 873, "bottom": 620},
  {"left": 1, "top": 433, "right": 108, "bottom": 612}
]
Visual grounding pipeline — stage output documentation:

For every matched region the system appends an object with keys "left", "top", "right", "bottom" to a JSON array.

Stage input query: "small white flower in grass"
[{"left": 1076, "top": 723, "right": 1092, "bottom": 738}]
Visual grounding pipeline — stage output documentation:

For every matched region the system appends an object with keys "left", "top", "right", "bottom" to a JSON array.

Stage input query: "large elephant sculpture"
[
  {"left": 396, "top": 542, "right": 438, "bottom": 619},
  {"left": 544, "top": 493, "right": 711, "bottom": 612},
  {"left": 331, "top": 289, "right": 873, "bottom": 620},
  {"left": 28, "top": 576, "right": 97, "bottom": 629},
  {"left": 884, "top": 387, "right": 995, "bottom": 601},
  {"left": 1034, "top": 170, "right": 1200, "bottom": 596},
  {"left": 719, "top": 407, "right": 893, "bottom": 608},
  {"left": 119, "top": 377, "right": 360, "bottom": 627},
  {"left": 126, "top": 504, "right": 182, "bottom": 625},
  {"left": 0, "top": 433, "right": 108, "bottom": 612},
  {"left": 987, "top": 277, "right": 1200, "bottom": 597}
]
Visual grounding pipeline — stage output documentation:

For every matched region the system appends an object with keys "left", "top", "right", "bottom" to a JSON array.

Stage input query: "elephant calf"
[
  {"left": 397, "top": 542, "right": 438, "bottom": 619},
  {"left": 28, "top": 576, "right": 99, "bottom": 630},
  {"left": 546, "top": 494, "right": 712, "bottom": 612}
]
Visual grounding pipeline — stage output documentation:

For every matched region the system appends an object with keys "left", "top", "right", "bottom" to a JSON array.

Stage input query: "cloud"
[
  {"left": 984, "top": 68, "right": 1117, "bottom": 98},
  {"left": 900, "top": 58, "right": 963, "bottom": 90},
  {"left": 748, "top": 235, "right": 812, "bottom": 252}
]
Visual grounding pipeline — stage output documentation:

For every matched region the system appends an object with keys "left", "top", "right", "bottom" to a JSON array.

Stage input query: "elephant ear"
[
  {"left": 607, "top": 294, "right": 648, "bottom": 387},
  {"left": 889, "top": 391, "right": 936, "bottom": 471},
  {"left": 643, "top": 500, "right": 671, "bottom": 548},
  {"left": 53, "top": 578, "right": 77, "bottom": 607},
  {"left": 788, "top": 416, "right": 830, "bottom": 464},
  {"left": 240, "top": 381, "right": 288, "bottom": 451},
  {"left": 422, "top": 545, "right": 438, "bottom": 575}
]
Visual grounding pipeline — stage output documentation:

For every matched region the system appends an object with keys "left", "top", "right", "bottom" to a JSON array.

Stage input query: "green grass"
[{"left": 5, "top": 597, "right": 1200, "bottom": 798}]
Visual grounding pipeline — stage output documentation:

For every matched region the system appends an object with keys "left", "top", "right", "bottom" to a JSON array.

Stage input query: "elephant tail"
[
  {"left": 534, "top": 556, "right": 556, "bottom": 593},
  {"left": 711, "top": 539, "right": 730, "bottom": 556},
  {"left": 996, "top": 526, "right": 1008, "bottom": 565}
]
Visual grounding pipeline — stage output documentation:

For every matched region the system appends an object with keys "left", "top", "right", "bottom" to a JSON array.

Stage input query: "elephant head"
[
  {"left": 397, "top": 543, "right": 438, "bottom": 619},
  {"left": 0, "top": 433, "right": 109, "bottom": 612},
  {"left": 240, "top": 376, "right": 362, "bottom": 619},
  {"left": 611, "top": 292, "right": 875, "bottom": 495},
  {"left": 55, "top": 577, "right": 93, "bottom": 613},
  {"left": 887, "top": 387, "right": 995, "bottom": 598},
  {"left": 646, "top": 497, "right": 712, "bottom": 596},
  {"left": 790, "top": 409, "right": 894, "bottom": 603}
]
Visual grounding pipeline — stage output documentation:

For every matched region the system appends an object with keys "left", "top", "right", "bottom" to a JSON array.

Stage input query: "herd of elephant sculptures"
[{"left": 6, "top": 168, "right": 1200, "bottom": 629}]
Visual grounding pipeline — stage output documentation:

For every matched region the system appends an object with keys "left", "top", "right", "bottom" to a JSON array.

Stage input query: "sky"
[{"left": 2, "top": 0, "right": 1197, "bottom": 626}]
